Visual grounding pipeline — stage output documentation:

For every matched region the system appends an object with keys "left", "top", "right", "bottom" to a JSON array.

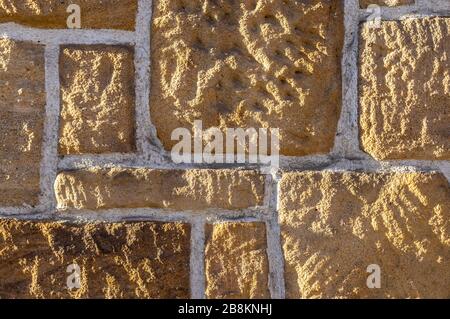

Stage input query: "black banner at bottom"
[{"left": 0, "top": 299, "right": 444, "bottom": 318}]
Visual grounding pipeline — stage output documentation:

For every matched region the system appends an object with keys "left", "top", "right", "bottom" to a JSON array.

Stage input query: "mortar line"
[
  {"left": 38, "top": 43, "right": 61, "bottom": 213},
  {"left": 190, "top": 216, "right": 206, "bottom": 299},
  {"left": 0, "top": 1, "right": 448, "bottom": 304},
  {"left": 437, "top": 162, "right": 450, "bottom": 184},
  {"left": 359, "top": 1, "right": 450, "bottom": 21},
  {"left": 0, "top": 24, "right": 135, "bottom": 44},
  {"left": 282, "top": 158, "right": 450, "bottom": 173},
  {"left": 135, "top": 0, "right": 159, "bottom": 160},
  {"left": 205, "top": 216, "right": 267, "bottom": 224},
  {"left": 57, "top": 153, "right": 450, "bottom": 171},
  {"left": 264, "top": 172, "right": 285, "bottom": 299},
  {"left": 56, "top": 207, "right": 268, "bottom": 219},
  {"left": 262, "top": 172, "right": 274, "bottom": 209},
  {"left": 359, "top": 3, "right": 418, "bottom": 21},
  {"left": 360, "top": 11, "right": 450, "bottom": 21},
  {"left": 0, "top": 209, "right": 270, "bottom": 222},
  {"left": 419, "top": 0, "right": 450, "bottom": 11},
  {"left": 0, "top": 205, "right": 270, "bottom": 222},
  {"left": 0, "top": 207, "right": 36, "bottom": 216},
  {"left": 141, "top": 0, "right": 167, "bottom": 162},
  {"left": 332, "top": 0, "right": 367, "bottom": 160},
  {"left": 58, "top": 155, "right": 269, "bottom": 170}
]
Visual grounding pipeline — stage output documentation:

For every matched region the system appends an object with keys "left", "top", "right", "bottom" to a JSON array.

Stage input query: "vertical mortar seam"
[
  {"left": 190, "top": 216, "right": 206, "bottom": 299},
  {"left": 0, "top": 0, "right": 448, "bottom": 301},
  {"left": 136, "top": 0, "right": 167, "bottom": 164},
  {"left": 332, "top": 0, "right": 366, "bottom": 160},
  {"left": 265, "top": 172, "right": 286, "bottom": 299},
  {"left": 39, "top": 43, "right": 61, "bottom": 213},
  {"left": 135, "top": 0, "right": 159, "bottom": 159}
]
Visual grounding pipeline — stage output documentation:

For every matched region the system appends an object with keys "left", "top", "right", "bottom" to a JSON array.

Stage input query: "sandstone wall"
[{"left": 0, "top": 0, "right": 449, "bottom": 299}]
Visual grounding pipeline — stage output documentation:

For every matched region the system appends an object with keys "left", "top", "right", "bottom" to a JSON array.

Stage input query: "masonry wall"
[{"left": 0, "top": 0, "right": 449, "bottom": 299}]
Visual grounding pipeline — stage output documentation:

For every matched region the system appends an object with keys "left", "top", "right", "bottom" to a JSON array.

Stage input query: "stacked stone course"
[{"left": 0, "top": 0, "right": 448, "bottom": 298}]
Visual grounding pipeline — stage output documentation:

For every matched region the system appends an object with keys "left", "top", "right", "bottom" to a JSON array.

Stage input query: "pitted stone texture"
[
  {"left": 55, "top": 168, "right": 265, "bottom": 210},
  {"left": 0, "top": 0, "right": 137, "bottom": 30},
  {"left": 359, "top": 18, "right": 450, "bottom": 160},
  {"left": 360, "top": 0, "right": 413, "bottom": 8},
  {"left": 0, "top": 39, "right": 45, "bottom": 207},
  {"left": 59, "top": 45, "right": 135, "bottom": 155},
  {"left": 151, "top": 0, "right": 344, "bottom": 156},
  {"left": 280, "top": 171, "right": 450, "bottom": 299},
  {"left": 205, "top": 222, "right": 270, "bottom": 299},
  {"left": 0, "top": 219, "right": 190, "bottom": 298}
]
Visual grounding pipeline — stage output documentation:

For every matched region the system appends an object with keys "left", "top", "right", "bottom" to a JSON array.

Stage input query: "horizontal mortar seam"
[{"left": 0, "top": 24, "right": 136, "bottom": 44}]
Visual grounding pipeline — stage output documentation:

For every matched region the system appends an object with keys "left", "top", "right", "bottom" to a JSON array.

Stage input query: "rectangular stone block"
[
  {"left": 55, "top": 169, "right": 265, "bottom": 211},
  {"left": 0, "top": 0, "right": 137, "bottom": 30},
  {"left": 59, "top": 45, "right": 135, "bottom": 155},
  {"left": 0, "top": 38, "right": 45, "bottom": 207},
  {"left": 150, "top": 0, "right": 344, "bottom": 156},
  {"left": 0, "top": 219, "right": 190, "bottom": 298},
  {"left": 205, "top": 222, "right": 270, "bottom": 299},
  {"left": 359, "top": 18, "right": 450, "bottom": 160},
  {"left": 279, "top": 171, "right": 450, "bottom": 298},
  {"left": 360, "top": 0, "right": 414, "bottom": 8}
]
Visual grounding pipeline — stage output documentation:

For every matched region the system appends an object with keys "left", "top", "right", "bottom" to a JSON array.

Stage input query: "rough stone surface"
[
  {"left": 360, "top": 0, "right": 413, "bottom": 8},
  {"left": 59, "top": 45, "right": 135, "bottom": 155},
  {"left": 150, "top": 0, "right": 344, "bottom": 156},
  {"left": 279, "top": 171, "right": 450, "bottom": 299},
  {"left": 0, "top": 0, "right": 137, "bottom": 30},
  {"left": 0, "top": 219, "right": 190, "bottom": 298},
  {"left": 0, "top": 38, "right": 45, "bottom": 207},
  {"left": 205, "top": 222, "right": 270, "bottom": 299},
  {"left": 55, "top": 168, "right": 265, "bottom": 210},
  {"left": 359, "top": 18, "right": 450, "bottom": 160}
]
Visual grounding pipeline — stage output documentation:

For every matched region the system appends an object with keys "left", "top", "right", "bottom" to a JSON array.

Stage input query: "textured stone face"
[
  {"left": 279, "top": 171, "right": 450, "bottom": 299},
  {"left": 0, "top": 39, "right": 45, "bottom": 207},
  {"left": 0, "top": 220, "right": 190, "bottom": 298},
  {"left": 55, "top": 168, "right": 265, "bottom": 210},
  {"left": 59, "top": 45, "right": 135, "bottom": 155},
  {"left": 205, "top": 222, "right": 270, "bottom": 299},
  {"left": 360, "top": 0, "right": 413, "bottom": 8},
  {"left": 150, "top": 0, "right": 344, "bottom": 156},
  {"left": 359, "top": 18, "right": 450, "bottom": 160},
  {"left": 0, "top": 0, "right": 137, "bottom": 30}
]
